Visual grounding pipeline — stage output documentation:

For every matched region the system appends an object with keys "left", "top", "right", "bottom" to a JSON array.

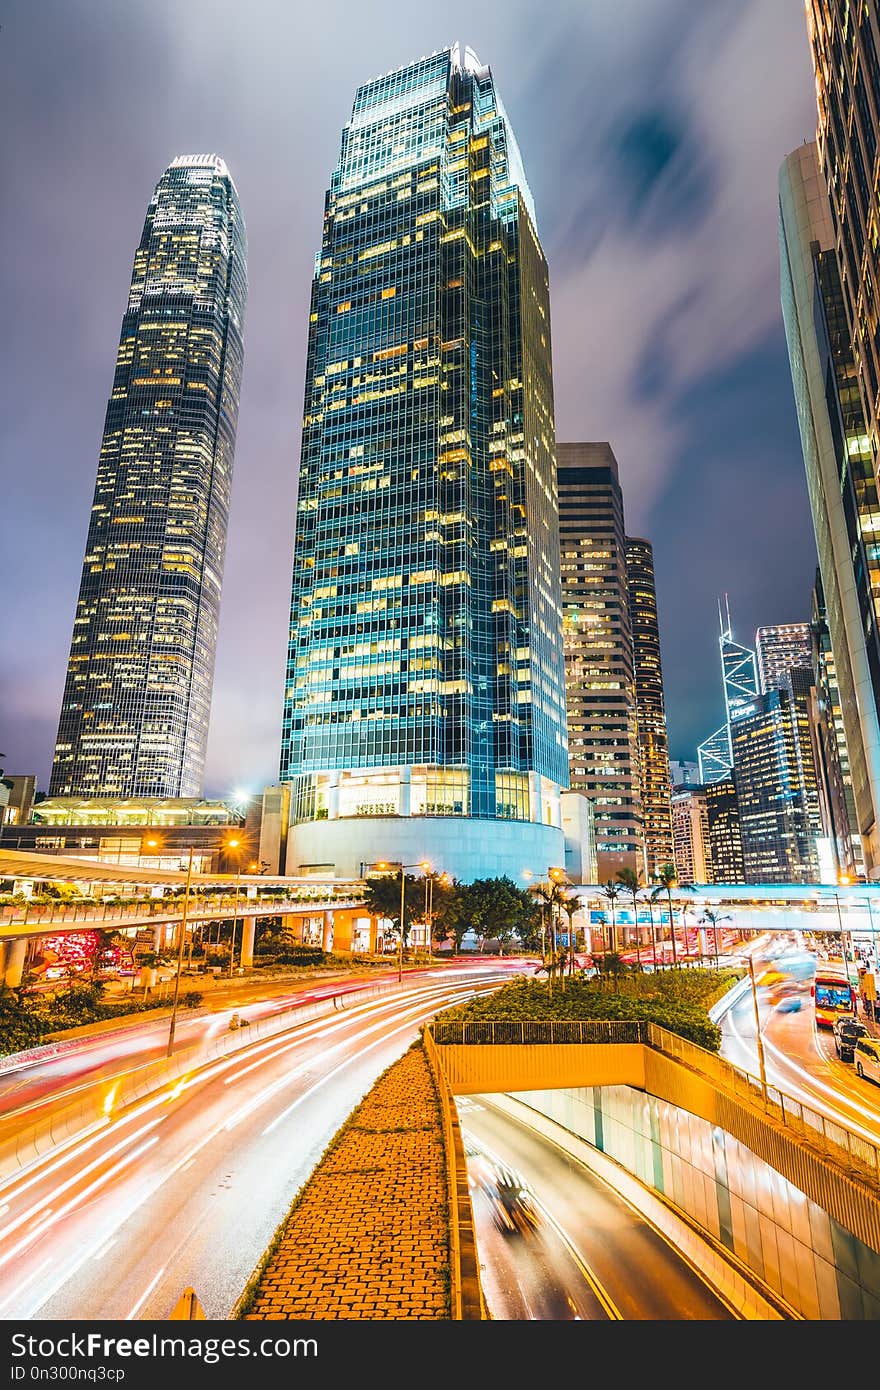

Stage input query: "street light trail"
[{"left": 0, "top": 966, "right": 514, "bottom": 1319}]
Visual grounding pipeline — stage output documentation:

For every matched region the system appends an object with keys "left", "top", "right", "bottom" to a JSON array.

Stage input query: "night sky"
[{"left": 0, "top": 1, "right": 821, "bottom": 799}]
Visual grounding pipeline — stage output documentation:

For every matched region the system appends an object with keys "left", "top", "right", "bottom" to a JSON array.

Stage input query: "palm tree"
[
  {"left": 558, "top": 889, "right": 581, "bottom": 978},
  {"left": 528, "top": 882, "right": 565, "bottom": 995},
  {"left": 652, "top": 863, "right": 679, "bottom": 966},
  {"left": 701, "top": 909, "right": 731, "bottom": 967},
  {"left": 600, "top": 880, "right": 622, "bottom": 954},
  {"left": 616, "top": 867, "right": 642, "bottom": 970}
]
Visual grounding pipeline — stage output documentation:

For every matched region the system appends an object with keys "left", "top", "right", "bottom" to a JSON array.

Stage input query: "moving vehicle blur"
[{"left": 464, "top": 1138, "right": 542, "bottom": 1237}]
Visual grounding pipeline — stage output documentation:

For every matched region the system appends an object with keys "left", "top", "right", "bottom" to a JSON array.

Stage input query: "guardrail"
[
  {"left": 427, "top": 1018, "right": 880, "bottom": 1189},
  {"left": 0, "top": 895, "right": 364, "bottom": 933}
]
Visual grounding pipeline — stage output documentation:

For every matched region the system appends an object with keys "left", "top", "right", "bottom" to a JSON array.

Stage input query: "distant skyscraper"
[
  {"left": 671, "top": 788, "right": 711, "bottom": 884},
  {"left": 279, "top": 48, "right": 570, "bottom": 882},
  {"left": 558, "top": 443, "right": 642, "bottom": 877},
  {"left": 669, "top": 759, "right": 701, "bottom": 789},
  {"left": 756, "top": 624, "right": 813, "bottom": 695},
  {"left": 779, "top": 137, "right": 880, "bottom": 873},
  {"left": 625, "top": 537, "right": 673, "bottom": 877},
  {"left": 50, "top": 156, "right": 247, "bottom": 799},
  {"left": 705, "top": 778, "right": 745, "bottom": 884},
  {"left": 731, "top": 690, "right": 820, "bottom": 884},
  {"left": 697, "top": 599, "right": 759, "bottom": 784}
]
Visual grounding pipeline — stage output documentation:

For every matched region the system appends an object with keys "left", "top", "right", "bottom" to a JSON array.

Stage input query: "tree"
[
  {"left": 557, "top": 889, "right": 582, "bottom": 977},
  {"left": 616, "top": 868, "right": 642, "bottom": 970},
  {"left": 652, "top": 864, "right": 678, "bottom": 966},
  {"left": 454, "top": 877, "right": 536, "bottom": 953},
  {"left": 528, "top": 881, "right": 567, "bottom": 993},
  {"left": 600, "top": 880, "right": 622, "bottom": 954},
  {"left": 701, "top": 909, "right": 731, "bottom": 966},
  {"left": 362, "top": 873, "right": 423, "bottom": 946}
]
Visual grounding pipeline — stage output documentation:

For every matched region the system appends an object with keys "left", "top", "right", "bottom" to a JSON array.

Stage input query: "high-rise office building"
[
  {"left": 558, "top": 443, "right": 642, "bottom": 877},
  {"left": 625, "top": 537, "right": 673, "bottom": 877},
  {"left": 669, "top": 759, "right": 701, "bottom": 789},
  {"left": 704, "top": 778, "right": 745, "bottom": 884},
  {"left": 50, "top": 156, "right": 247, "bottom": 800},
  {"left": 731, "top": 690, "right": 820, "bottom": 884},
  {"left": 756, "top": 624, "right": 813, "bottom": 695},
  {"left": 779, "top": 137, "right": 880, "bottom": 873},
  {"left": 671, "top": 788, "right": 711, "bottom": 884},
  {"left": 810, "top": 573, "right": 863, "bottom": 876},
  {"left": 697, "top": 600, "right": 760, "bottom": 784},
  {"left": 279, "top": 47, "right": 570, "bottom": 882}
]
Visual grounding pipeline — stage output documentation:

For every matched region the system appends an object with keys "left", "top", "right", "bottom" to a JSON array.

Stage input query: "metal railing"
[{"left": 427, "top": 1018, "right": 880, "bottom": 1189}]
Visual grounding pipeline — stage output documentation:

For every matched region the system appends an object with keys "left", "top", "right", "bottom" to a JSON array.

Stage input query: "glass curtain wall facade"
[
  {"left": 731, "top": 691, "right": 820, "bottom": 884},
  {"left": 280, "top": 48, "right": 568, "bottom": 880},
  {"left": 50, "top": 156, "right": 247, "bottom": 799},
  {"left": 558, "top": 443, "right": 643, "bottom": 877},
  {"left": 811, "top": 573, "right": 863, "bottom": 875},
  {"left": 705, "top": 778, "right": 745, "bottom": 884},
  {"left": 625, "top": 537, "right": 673, "bottom": 877},
  {"left": 697, "top": 600, "right": 759, "bottom": 785},
  {"left": 779, "top": 139, "right": 880, "bottom": 871}
]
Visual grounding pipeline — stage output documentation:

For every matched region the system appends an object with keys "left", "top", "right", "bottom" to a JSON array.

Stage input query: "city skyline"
[{"left": 2, "top": 2, "right": 821, "bottom": 797}]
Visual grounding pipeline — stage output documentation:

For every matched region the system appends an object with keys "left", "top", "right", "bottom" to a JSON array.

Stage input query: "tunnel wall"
[{"left": 510, "top": 1083, "right": 880, "bottom": 1319}]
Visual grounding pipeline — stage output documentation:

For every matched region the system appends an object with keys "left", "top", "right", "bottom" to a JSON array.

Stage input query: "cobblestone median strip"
[{"left": 235, "top": 1043, "right": 452, "bottom": 1320}]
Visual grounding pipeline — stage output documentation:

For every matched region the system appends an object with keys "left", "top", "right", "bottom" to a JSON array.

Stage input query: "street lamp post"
[
  {"left": 166, "top": 845, "right": 195, "bottom": 1058},
  {"left": 227, "top": 838, "right": 242, "bottom": 979},
  {"left": 744, "top": 952, "right": 768, "bottom": 1105},
  {"left": 378, "top": 860, "right": 430, "bottom": 983}
]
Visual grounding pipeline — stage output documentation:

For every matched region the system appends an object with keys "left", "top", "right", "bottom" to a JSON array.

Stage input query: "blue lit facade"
[
  {"left": 50, "top": 156, "right": 247, "bottom": 800},
  {"left": 280, "top": 47, "right": 569, "bottom": 880}
]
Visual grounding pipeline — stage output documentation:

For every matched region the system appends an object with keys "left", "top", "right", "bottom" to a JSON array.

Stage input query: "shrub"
[{"left": 433, "top": 972, "right": 724, "bottom": 1052}]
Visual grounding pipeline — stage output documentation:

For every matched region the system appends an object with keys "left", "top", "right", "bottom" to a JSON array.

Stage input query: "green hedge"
[{"left": 433, "top": 972, "right": 726, "bottom": 1052}]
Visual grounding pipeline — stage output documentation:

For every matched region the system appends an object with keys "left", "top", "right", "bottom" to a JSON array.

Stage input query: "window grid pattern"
[
  {"left": 557, "top": 446, "right": 643, "bottom": 866},
  {"left": 281, "top": 49, "right": 567, "bottom": 824},
  {"left": 50, "top": 156, "right": 247, "bottom": 799}
]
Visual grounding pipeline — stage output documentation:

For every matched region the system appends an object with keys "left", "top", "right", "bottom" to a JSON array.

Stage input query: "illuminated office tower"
[
  {"left": 280, "top": 48, "right": 570, "bottom": 882},
  {"left": 558, "top": 443, "right": 642, "bottom": 877},
  {"left": 625, "top": 537, "right": 673, "bottom": 878},
  {"left": 731, "top": 691, "right": 820, "bottom": 884},
  {"left": 671, "top": 788, "right": 711, "bottom": 884},
  {"left": 704, "top": 778, "right": 745, "bottom": 884},
  {"left": 779, "top": 137, "right": 880, "bottom": 872},
  {"left": 697, "top": 599, "right": 760, "bottom": 784},
  {"left": 50, "top": 156, "right": 247, "bottom": 799},
  {"left": 756, "top": 624, "right": 812, "bottom": 695},
  {"left": 810, "top": 573, "right": 863, "bottom": 876}
]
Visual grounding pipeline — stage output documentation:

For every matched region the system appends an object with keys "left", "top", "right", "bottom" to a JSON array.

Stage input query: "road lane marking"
[{"left": 126, "top": 1266, "right": 166, "bottom": 1320}]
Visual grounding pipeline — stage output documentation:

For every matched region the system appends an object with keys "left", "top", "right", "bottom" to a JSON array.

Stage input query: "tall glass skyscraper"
[
  {"left": 779, "top": 139, "right": 880, "bottom": 873},
  {"left": 50, "top": 156, "right": 247, "bottom": 800},
  {"left": 280, "top": 48, "right": 569, "bottom": 881}
]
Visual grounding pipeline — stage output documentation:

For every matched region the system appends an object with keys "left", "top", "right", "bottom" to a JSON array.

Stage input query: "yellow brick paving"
[{"left": 240, "top": 1044, "right": 452, "bottom": 1319}]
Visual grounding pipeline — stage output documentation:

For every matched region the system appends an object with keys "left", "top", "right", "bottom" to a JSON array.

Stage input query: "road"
[
  {"left": 718, "top": 939, "right": 880, "bottom": 1147},
  {"left": 458, "top": 1096, "right": 735, "bottom": 1320},
  {"left": 0, "top": 962, "right": 518, "bottom": 1320}
]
